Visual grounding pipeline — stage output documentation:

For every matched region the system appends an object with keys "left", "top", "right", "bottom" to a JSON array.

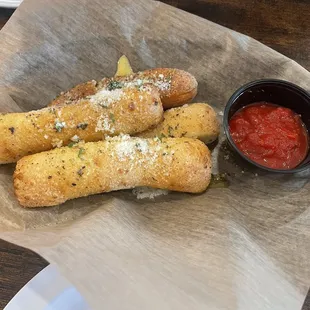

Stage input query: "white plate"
[
  {"left": 4, "top": 264, "right": 91, "bottom": 310},
  {"left": 0, "top": 0, "right": 22, "bottom": 8}
]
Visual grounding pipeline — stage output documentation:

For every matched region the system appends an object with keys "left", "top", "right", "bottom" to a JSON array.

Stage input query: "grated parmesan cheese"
[
  {"left": 95, "top": 115, "right": 115, "bottom": 133},
  {"left": 132, "top": 187, "right": 169, "bottom": 199},
  {"left": 117, "top": 75, "right": 171, "bottom": 92},
  {"left": 154, "top": 79, "right": 171, "bottom": 91},
  {"left": 115, "top": 140, "right": 136, "bottom": 161},
  {"left": 136, "top": 79, "right": 143, "bottom": 87},
  {"left": 113, "top": 135, "right": 144, "bottom": 161},
  {"left": 105, "top": 135, "right": 176, "bottom": 181},
  {"left": 90, "top": 88, "right": 123, "bottom": 108},
  {"left": 135, "top": 140, "right": 149, "bottom": 154},
  {"left": 51, "top": 139, "right": 63, "bottom": 148},
  {"left": 107, "top": 135, "right": 161, "bottom": 165},
  {"left": 71, "top": 135, "right": 80, "bottom": 142}
]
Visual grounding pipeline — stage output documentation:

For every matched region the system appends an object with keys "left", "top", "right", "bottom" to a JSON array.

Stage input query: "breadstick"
[
  {"left": 50, "top": 68, "right": 198, "bottom": 109},
  {"left": 137, "top": 103, "right": 220, "bottom": 144},
  {"left": 14, "top": 136, "right": 212, "bottom": 207},
  {"left": 0, "top": 86, "right": 162, "bottom": 164}
]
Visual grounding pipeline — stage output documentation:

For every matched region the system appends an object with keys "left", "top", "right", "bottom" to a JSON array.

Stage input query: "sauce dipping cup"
[{"left": 223, "top": 79, "right": 310, "bottom": 173}]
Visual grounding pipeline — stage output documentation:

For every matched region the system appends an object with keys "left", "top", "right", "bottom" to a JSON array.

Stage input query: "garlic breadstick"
[
  {"left": 14, "top": 136, "right": 212, "bottom": 208},
  {"left": 50, "top": 68, "right": 198, "bottom": 109},
  {"left": 0, "top": 86, "right": 162, "bottom": 164},
  {"left": 137, "top": 103, "right": 220, "bottom": 144}
]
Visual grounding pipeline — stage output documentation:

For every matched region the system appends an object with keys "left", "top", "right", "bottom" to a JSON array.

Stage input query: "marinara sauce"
[{"left": 229, "top": 102, "right": 309, "bottom": 170}]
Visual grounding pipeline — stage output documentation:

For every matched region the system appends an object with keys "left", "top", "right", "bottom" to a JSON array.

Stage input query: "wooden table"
[{"left": 0, "top": 1, "right": 309, "bottom": 309}]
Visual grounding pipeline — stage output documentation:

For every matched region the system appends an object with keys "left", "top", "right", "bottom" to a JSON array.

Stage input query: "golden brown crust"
[
  {"left": 137, "top": 103, "right": 220, "bottom": 144},
  {"left": 14, "top": 137, "right": 211, "bottom": 208},
  {"left": 0, "top": 86, "right": 163, "bottom": 164},
  {"left": 137, "top": 68, "right": 198, "bottom": 109},
  {"left": 48, "top": 68, "right": 198, "bottom": 109},
  {"left": 50, "top": 80, "right": 98, "bottom": 106}
]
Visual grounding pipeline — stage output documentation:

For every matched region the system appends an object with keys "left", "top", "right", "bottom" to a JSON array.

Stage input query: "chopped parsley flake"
[
  {"left": 8, "top": 127, "right": 15, "bottom": 134},
  {"left": 77, "top": 123, "right": 88, "bottom": 130},
  {"left": 168, "top": 126, "right": 173, "bottom": 137},
  {"left": 77, "top": 166, "right": 85, "bottom": 176},
  {"left": 78, "top": 147, "right": 85, "bottom": 158},
  {"left": 55, "top": 121, "right": 66, "bottom": 132},
  {"left": 107, "top": 80, "right": 123, "bottom": 91},
  {"left": 157, "top": 133, "right": 166, "bottom": 142},
  {"left": 135, "top": 142, "right": 142, "bottom": 152},
  {"left": 68, "top": 141, "right": 77, "bottom": 148},
  {"left": 109, "top": 113, "right": 116, "bottom": 123}
]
